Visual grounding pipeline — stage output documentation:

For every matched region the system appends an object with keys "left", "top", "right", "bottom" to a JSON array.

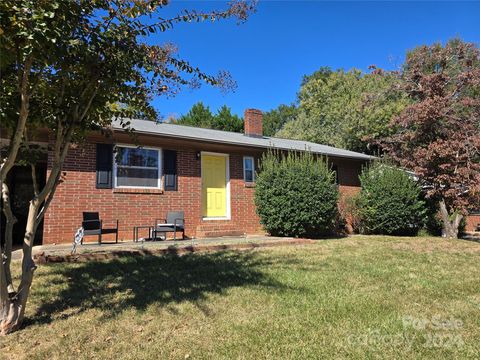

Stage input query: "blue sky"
[{"left": 152, "top": 1, "right": 479, "bottom": 119}]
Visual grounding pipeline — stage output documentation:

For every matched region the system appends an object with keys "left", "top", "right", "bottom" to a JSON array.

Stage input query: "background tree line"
[
  {"left": 173, "top": 102, "right": 243, "bottom": 133},
  {"left": 172, "top": 101, "right": 297, "bottom": 137},
  {"left": 176, "top": 65, "right": 410, "bottom": 152}
]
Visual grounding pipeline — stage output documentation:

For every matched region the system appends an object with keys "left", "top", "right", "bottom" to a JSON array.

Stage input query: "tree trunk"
[
  {"left": 0, "top": 201, "right": 39, "bottom": 335},
  {"left": 0, "top": 244, "right": 9, "bottom": 327},
  {"left": 2, "top": 182, "right": 17, "bottom": 293},
  {"left": 439, "top": 199, "right": 463, "bottom": 239},
  {"left": 0, "top": 85, "right": 92, "bottom": 334},
  {"left": 0, "top": 133, "right": 71, "bottom": 335}
]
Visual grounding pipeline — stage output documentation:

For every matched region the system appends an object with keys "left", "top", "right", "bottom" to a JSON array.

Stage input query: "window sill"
[
  {"left": 244, "top": 182, "right": 256, "bottom": 188},
  {"left": 113, "top": 188, "right": 164, "bottom": 195}
]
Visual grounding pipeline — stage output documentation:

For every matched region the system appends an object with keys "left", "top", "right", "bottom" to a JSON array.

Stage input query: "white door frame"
[{"left": 201, "top": 151, "right": 231, "bottom": 220}]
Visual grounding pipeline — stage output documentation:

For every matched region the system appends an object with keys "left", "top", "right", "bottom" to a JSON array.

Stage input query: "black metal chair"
[
  {"left": 82, "top": 212, "right": 119, "bottom": 244},
  {"left": 153, "top": 211, "right": 185, "bottom": 241}
]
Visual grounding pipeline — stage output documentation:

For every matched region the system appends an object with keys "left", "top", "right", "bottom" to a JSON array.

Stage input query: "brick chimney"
[{"left": 244, "top": 109, "right": 263, "bottom": 137}]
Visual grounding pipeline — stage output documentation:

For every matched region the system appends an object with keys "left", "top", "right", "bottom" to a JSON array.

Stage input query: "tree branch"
[
  {"left": 31, "top": 164, "right": 39, "bottom": 197},
  {"left": 30, "top": 65, "right": 45, "bottom": 96},
  {"left": 34, "top": 79, "right": 101, "bottom": 224},
  {"left": 79, "top": 84, "right": 100, "bottom": 121},
  {"left": 0, "top": 57, "right": 33, "bottom": 184},
  {"left": 140, "top": 6, "right": 245, "bottom": 33},
  {"left": 35, "top": 170, "right": 61, "bottom": 227},
  {"left": 36, "top": 116, "right": 76, "bottom": 211}
]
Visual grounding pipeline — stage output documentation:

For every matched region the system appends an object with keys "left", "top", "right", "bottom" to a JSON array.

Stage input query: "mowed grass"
[{"left": 1, "top": 236, "right": 480, "bottom": 359}]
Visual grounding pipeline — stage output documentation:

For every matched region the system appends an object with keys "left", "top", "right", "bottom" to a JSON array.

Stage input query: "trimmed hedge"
[
  {"left": 254, "top": 151, "right": 339, "bottom": 238},
  {"left": 356, "top": 161, "right": 426, "bottom": 235}
]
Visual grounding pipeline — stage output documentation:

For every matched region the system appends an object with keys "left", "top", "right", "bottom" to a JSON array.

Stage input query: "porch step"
[{"left": 195, "top": 223, "right": 245, "bottom": 238}]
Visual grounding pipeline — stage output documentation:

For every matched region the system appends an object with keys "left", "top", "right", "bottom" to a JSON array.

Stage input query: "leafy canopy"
[
  {"left": 276, "top": 67, "right": 410, "bottom": 153},
  {"left": 176, "top": 101, "right": 299, "bottom": 136},
  {"left": 0, "top": 0, "right": 256, "bottom": 139},
  {"left": 174, "top": 102, "right": 243, "bottom": 132},
  {"left": 380, "top": 39, "right": 480, "bottom": 216},
  {"left": 262, "top": 104, "right": 297, "bottom": 137},
  {"left": 175, "top": 102, "right": 215, "bottom": 128}
]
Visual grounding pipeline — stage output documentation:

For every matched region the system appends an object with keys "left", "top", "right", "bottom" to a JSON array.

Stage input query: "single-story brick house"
[
  {"left": 36, "top": 109, "right": 373, "bottom": 244},
  {"left": 2, "top": 109, "right": 478, "bottom": 245}
]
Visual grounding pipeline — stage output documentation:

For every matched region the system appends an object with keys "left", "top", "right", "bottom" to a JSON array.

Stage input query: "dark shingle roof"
[{"left": 111, "top": 118, "right": 374, "bottom": 161}]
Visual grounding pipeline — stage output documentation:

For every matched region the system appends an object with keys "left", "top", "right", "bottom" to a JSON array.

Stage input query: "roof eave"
[{"left": 110, "top": 126, "right": 374, "bottom": 161}]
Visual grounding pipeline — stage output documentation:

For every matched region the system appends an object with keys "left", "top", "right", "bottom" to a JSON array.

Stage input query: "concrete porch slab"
[{"left": 12, "top": 235, "right": 317, "bottom": 263}]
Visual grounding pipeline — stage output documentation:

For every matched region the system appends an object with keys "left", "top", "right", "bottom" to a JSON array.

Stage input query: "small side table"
[{"left": 133, "top": 225, "right": 153, "bottom": 242}]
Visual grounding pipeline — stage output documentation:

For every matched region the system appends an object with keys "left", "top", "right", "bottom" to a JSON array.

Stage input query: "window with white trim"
[
  {"left": 243, "top": 156, "right": 255, "bottom": 183},
  {"left": 114, "top": 146, "right": 162, "bottom": 188}
]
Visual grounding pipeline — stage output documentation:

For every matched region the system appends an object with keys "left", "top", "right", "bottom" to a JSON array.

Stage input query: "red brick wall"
[
  {"left": 43, "top": 142, "right": 364, "bottom": 244},
  {"left": 244, "top": 109, "right": 263, "bottom": 138},
  {"left": 43, "top": 143, "right": 264, "bottom": 244},
  {"left": 466, "top": 214, "right": 480, "bottom": 232},
  {"left": 336, "top": 159, "right": 362, "bottom": 232}
]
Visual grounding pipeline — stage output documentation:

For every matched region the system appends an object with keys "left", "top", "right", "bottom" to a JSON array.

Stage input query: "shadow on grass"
[
  {"left": 460, "top": 235, "right": 480, "bottom": 244},
  {"left": 30, "top": 250, "right": 291, "bottom": 325}
]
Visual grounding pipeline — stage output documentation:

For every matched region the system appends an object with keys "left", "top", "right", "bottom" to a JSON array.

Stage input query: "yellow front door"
[{"left": 202, "top": 154, "right": 227, "bottom": 217}]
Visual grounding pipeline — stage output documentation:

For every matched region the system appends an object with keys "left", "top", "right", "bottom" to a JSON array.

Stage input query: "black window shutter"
[
  {"left": 163, "top": 150, "right": 177, "bottom": 191},
  {"left": 96, "top": 143, "right": 113, "bottom": 189}
]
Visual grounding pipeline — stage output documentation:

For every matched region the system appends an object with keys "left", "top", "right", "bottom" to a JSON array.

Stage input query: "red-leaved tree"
[{"left": 381, "top": 39, "right": 480, "bottom": 239}]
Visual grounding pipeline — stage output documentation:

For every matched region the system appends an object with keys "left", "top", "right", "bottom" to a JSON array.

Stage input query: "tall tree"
[
  {"left": 175, "top": 102, "right": 243, "bottom": 132},
  {"left": 300, "top": 66, "right": 333, "bottom": 87},
  {"left": 263, "top": 104, "right": 297, "bottom": 137},
  {"left": 0, "top": 0, "right": 256, "bottom": 334},
  {"left": 213, "top": 105, "right": 243, "bottom": 132},
  {"left": 277, "top": 68, "right": 410, "bottom": 153},
  {"left": 175, "top": 102, "right": 215, "bottom": 128},
  {"left": 380, "top": 39, "right": 480, "bottom": 239}
]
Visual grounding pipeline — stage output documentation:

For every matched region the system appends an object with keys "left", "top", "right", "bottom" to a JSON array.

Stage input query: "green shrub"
[
  {"left": 254, "top": 150, "right": 339, "bottom": 238},
  {"left": 357, "top": 161, "right": 426, "bottom": 235}
]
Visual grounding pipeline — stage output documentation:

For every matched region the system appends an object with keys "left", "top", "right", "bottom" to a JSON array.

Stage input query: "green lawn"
[{"left": 1, "top": 236, "right": 479, "bottom": 359}]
